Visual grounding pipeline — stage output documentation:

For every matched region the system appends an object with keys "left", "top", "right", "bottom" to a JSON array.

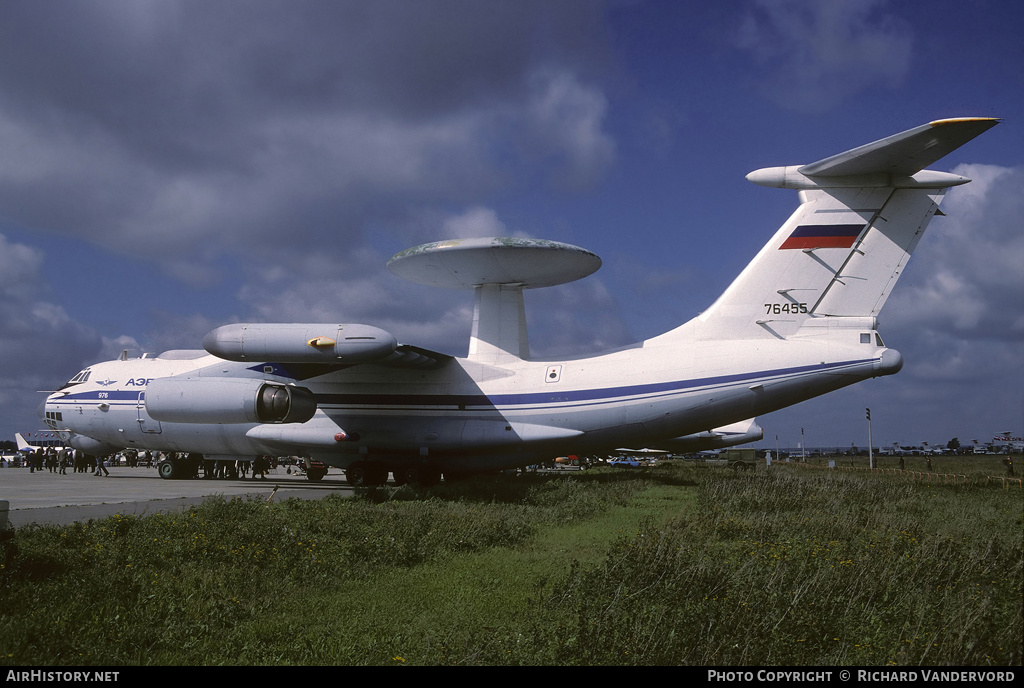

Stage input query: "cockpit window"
[{"left": 60, "top": 369, "right": 91, "bottom": 389}]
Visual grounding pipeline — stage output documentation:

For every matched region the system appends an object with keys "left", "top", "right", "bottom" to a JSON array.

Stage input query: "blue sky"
[{"left": 1, "top": 0, "right": 1021, "bottom": 451}]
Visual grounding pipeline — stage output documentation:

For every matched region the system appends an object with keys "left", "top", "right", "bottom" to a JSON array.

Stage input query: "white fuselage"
[{"left": 43, "top": 322, "right": 898, "bottom": 472}]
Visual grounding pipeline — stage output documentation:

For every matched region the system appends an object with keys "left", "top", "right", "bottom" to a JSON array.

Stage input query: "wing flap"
[{"left": 378, "top": 344, "right": 453, "bottom": 369}]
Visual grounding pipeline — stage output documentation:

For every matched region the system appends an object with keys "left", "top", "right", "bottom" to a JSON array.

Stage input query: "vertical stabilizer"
[
  {"left": 15, "top": 433, "right": 35, "bottom": 452},
  {"left": 692, "top": 118, "right": 998, "bottom": 341}
]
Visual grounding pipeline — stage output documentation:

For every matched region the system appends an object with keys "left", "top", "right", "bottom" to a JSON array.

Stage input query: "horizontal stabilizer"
[
  {"left": 798, "top": 117, "right": 999, "bottom": 177},
  {"left": 647, "top": 418, "right": 763, "bottom": 452}
]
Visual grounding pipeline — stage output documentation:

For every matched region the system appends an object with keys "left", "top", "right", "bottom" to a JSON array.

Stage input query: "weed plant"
[
  {"left": 0, "top": 462, "right": 1019, "bottom": 666},
  {"left": 0, "top": 472, "right": 648, "bottom": 664},
  {"left": 529, "top": 468, "right": 1021, "bottom": 665}
]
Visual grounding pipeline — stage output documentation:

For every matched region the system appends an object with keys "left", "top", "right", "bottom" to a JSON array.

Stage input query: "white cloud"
[
  {"left": 867, "top": 163, "right": 1024, "bottom": 441},
  {"left": 736, "top": 0, "right": 912, "bottom": 112},
  {"left": 0, "top": 234, "right": 109, "bottom": 434},
  {"left": 441, "top": 206, "right": 509, "bottom": 239},
  {"left": 521, "top": 69, "right": 616, "bottom": 190},
  {"left": 0, "top": 4, "right": 617, "bottom": 287},
  {"left": 887, "top": 164, "right": 1024, "bottom": 340}
]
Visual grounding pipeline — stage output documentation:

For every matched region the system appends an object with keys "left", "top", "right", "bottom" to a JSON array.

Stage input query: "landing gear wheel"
[
  {"left": 393, "top": 465, "right": 438, "bottom": 486},
  {"left": 345, "top": 463, "right": 366, "bottom": 486},
  {"left": 346, "top": 462, "right": 388, "bottom": 486},
  {"left": 158, "top": 460, "right": 177, "bottom": 480}
]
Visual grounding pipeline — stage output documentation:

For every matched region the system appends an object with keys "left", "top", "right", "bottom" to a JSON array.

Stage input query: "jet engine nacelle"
[
  {"left": 146, "top": 377, "right": 317, "bottom": 424},
  {"left": 203, "top": 323, "right": 398, "bottom": 363}
]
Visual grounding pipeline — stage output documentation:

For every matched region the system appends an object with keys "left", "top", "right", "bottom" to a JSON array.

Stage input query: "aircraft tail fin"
[
  {"left": 694, "top": 118, "right": 999, "bottom": 340},
  {"left": 14, "top": 433, "right": 33, "bottom": 453}
]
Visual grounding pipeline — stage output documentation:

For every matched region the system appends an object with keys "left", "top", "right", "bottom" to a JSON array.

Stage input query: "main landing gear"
[
  {"left": 156, "top": 453, "right": 203, "bottom": 480},
  {"left": 344, "top": 461, "right": 442, "bottom": 487}
]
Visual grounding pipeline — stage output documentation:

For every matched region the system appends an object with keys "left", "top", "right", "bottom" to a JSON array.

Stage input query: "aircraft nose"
[{"left": 36, "top": 399, "right": 48, "bottom": 420}]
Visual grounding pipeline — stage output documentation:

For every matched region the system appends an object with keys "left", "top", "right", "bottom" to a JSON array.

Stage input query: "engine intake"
[{"left": 256, "top": 383, "right": 317, "bottom": 423}]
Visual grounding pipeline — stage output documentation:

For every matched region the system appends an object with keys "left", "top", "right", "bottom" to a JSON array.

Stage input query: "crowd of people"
[
  {"left": 1, "top": 447, "right": 280, "bottom": 479},
  {"left": 1, "top": 446, "right": 118, "bottom": 475}
]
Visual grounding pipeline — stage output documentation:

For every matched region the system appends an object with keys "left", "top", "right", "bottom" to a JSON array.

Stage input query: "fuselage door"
[{"left": 137, "top": 392, "right": 163, "bottom": 434}]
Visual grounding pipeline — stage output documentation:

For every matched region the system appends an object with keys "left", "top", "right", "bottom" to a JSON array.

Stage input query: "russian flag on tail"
[{"left": 780, "top": 224, "right": 863, "bottom": 250}]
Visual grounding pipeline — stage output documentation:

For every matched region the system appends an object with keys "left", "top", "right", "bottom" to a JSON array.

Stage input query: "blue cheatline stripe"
[
  {"left": 47, "top": 357, "right": 878, "bottom": 410},
  {"left": 314, "top": 358, "right": 877, "bottom": 409}
]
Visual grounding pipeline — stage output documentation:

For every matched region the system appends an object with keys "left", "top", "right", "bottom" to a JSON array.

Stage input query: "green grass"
[{"left": 0, "top": 459, "right": 1019, "bottom": 666}]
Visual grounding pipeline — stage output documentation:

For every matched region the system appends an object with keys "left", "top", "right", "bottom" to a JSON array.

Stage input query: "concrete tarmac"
[{"left": 0, "top": 464, "right": 353, "bottom": 528}]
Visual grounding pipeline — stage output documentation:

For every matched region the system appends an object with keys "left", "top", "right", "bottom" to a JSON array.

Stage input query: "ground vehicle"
[
  {"left": 608, "top": 456, "right": 652, "bottom": 468},
  {"left": 304, "top": 459, "right": 328, "bottom": 481},
  {"left": 721, "top": 448, "right": 758, "bottom": 471}
]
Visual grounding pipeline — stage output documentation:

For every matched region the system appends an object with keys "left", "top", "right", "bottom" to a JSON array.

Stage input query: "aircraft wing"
[{"left": 259, "top": 344, "right": 453, "bottom": 382}]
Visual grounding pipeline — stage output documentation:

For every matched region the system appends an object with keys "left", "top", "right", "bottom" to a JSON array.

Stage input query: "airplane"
[
  {"left": 2, "top": 432, "right": 64, "bottom": 466},
  {"left": 1, "top": 443, "right": 23, "bottom": 464},
  {"left": 992, "top": 433, "right": 1024, "bottom": 453},
  {"left": 882, "top": 442, "right": 913, "bottom": 457},
  {"left": 15, "top": 432, "right": 65, "bottom": 453},
  {"left": 969, "top": 439, "right": 997, "bottom": 455},
  {"left": 38, "top": 117, "right": 999, "bottom": 486}
]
